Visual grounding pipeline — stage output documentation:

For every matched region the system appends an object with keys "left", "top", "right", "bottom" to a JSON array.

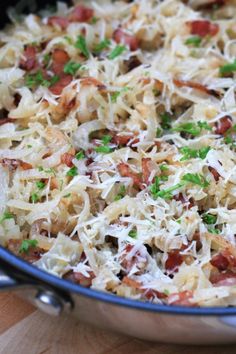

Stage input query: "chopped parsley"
[
  {"left": 0, "top": 212, "right": 14, "bottom": 224},
  {"left": 128, "top": 229, "right": 137, "bottom": 238},
  {"left": 150, "top": 177, "right": 161, "bottom": 199},
  {"left": 160, "top": 112, "right": 172, "bottom": 130},
  {"left": 110, "top": 87, "right": 130, "bottom": 103},
  {"left": 101, "top": 135, "right": 112, "bottom": 145},
  {"left": 26, "top": 71, "right": 59, "bottom": 89},
  {"left": 94, "top": 39, "right": 111, "bottom": 53},
  {"left": 156, "top": 128, "right": 163, "bottom": 138},
  {"left": 63, "top": 193, "right": 71, "bottom": 198},
  {"left": 172, "top": 121, "right": 212, "bottom": 136},
  {"left": 64, "top": 36, "right": 73, "bottom": 44},
  {"left": 95, "top": 145, "right": 112, "bottom": 153},
  {"left": 155, "top": 182, "right": 185, "bottom": 199},
  {"left": 19, "top": 239, "right": 38, "bottom": 253},
  {"left": 36, "top": 181, "right": 45, "bottom": 190},
  {"left": 38, "top": 166, "right": 56, "bottom": 176},
  {"left": 75, "top": 151, "right": 85, "bottom": 160},
  {"left": 180, "top": 146, "right": 211, "bottom": 161},
  {"left": 185, "top": 36, "right": 202, "bottom": 47},
  {"left": 208, "top": 227, "right": 220, "bottom": 234},
  {"left": 43, "top": 53, "right": 51, "bottom": 68},
  {"left": 75, "top": 35, "right": 90, "bottom": 58},
  {"left": 66, "top": 166, "right": 78, "bottom": 177},
  {"left": 114, "top": 185, "right": 126, "bottom": 201},
  {"left": 160, "top": 164, "right": 169, "bottom": 172},
  {"left": 31, "top": 193, "right": 39, "bottom": 203},
  {"left": 181, "top": 173, "right": 210, "bottom": 188},
  {"left": 219, "top": 59, "right": 236, "bottom": 75},
  {"left": 202, "top": 213, "right": 217, "bottom": 225},
  {"left": 91, "top": 16, "right": 99, "bottom": 24},
  {"left": 27, "top": 144, "right": 32, "bottom": 148},
  {"left": 64, "top": 61, "right": 82, "bottom": 75},
  {"left": 108, "top": 45, "right": 126, "bottom": 60}
]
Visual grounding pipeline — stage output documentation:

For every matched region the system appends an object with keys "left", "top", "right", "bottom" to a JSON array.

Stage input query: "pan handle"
[{"left": 0, "top": 252, "right": 73, "bottom": 316}]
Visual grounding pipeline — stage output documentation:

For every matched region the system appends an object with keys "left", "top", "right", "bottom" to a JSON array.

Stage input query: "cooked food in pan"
[{"left": 1, "top": 0, "right": 236, "bottom": 307}]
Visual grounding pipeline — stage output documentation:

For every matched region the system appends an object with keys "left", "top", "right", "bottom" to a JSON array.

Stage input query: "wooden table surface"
[{"left": 0, "top": 292, "right": 234, "bottom": 354}]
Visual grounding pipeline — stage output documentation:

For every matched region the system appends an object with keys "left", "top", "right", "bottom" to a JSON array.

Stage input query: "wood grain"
[{"left": 0, "top": 292, "right": 234, "bottom": 354}]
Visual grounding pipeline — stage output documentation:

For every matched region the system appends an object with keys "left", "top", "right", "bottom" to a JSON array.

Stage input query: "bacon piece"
[
  {"left": 174, "top": 193, "right": 194, "bottom": 209},
  {"left": 120, "top": 244, "right": 148, "bottom": 274},
  {"left": 47, "top": 16, "right": 69, "bottom": 29},
  {"left": 210, "top": 252, "right": 229, "bottom": 271},
  {"left": 118, "top": 163, "right": 143, "bottom": 189},
  {"left": 173, "top": 79, "right": 219, "bottom": 97},
  {"left": 113, "top": 28, "right": 139, "bottom": 51},
  {"left": 165, "top": 250, "right": 183, "bottom": 272},
  {"left": 51, "top": 49, "right": 70, "bottom": 75},
  {"left": 61, "top": 153, "right": 75, "bottom": 167},
  {"left": 112, "top": 134, "right": 139, "bottom": 146},
  {"left": 167, "top": 290, "right": 195, "bottom": 306},
  {"left": 208, "top": 166, "right": 221, "bottom": 182},
  {"left": 0, "top": 118, "right": 14, "bottom": 126},
  {"left": 215, "top": 115, "right": 232, "bottom": 135},
  {"left": 192, "top": 232, "right": 202, "bottom": 252},
  {"left": 80, "top": 77, "right": 107, "bottom": 91},
  {"left": 49, "top": 74, "right": 73, "bottom": 95},
  {"left": 7, "top": 239, "right": 44, "bottom": 263},
  {"left": 144, "top": 289, "right": 167, "bottom": 300},
  {"left": 125, "top": 56, "right": 142, "bottom": 72},
  {"left": 68, "top": 5, "right": 94, "bottom": 23},
  {"left": 20, "top": 46, "right": 37, "bottom": 71},
  {"left": 122, "top": 276, "right": 142, "bottom": 289},
  {"left": 210, "top": 271, "right": 236, "bottom": 286},
  {"left": 1, "top": 158, "right": 32, "bottom": 171},
  {"left": 64, "top": 270, "right": 95, "bottom": 287},
  {"left": 187, "top": 20, "right": 219, "bottom": 37},
  {"left": 141, "top": 158, "right": 153, "bottom": 185}
]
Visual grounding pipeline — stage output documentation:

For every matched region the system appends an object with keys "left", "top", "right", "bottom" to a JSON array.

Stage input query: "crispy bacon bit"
[
  {"left": 192, "top": 232, "right": 202, "bottom": 252},
  {"left": 118, "top": 163, "right": 143, "bottom": 189},
  {"left": 112, "top": 134, "right": 139, "bottom": 146},
  {"left": 173, "top": 79, "right": 219, "bottom": 97},
  {"left": 20, "top": 46, "right": 37, "bottom": 71},
  {"left": 141, "top": 158, "right": 153, "bottom": 185},
  {"left": 120, "top": 244, "right": 148, "bottom": 274},
  {"left": 80, "top": 77, "right": 107, "bottom": 91},
  {"left": 122, "top": 276, "right": 142, "bottom": 289},
  {"left": 167, "top": 290, "right": 194, "bottom": 306},
  {"left": 208, "top": 166, "right": 221, "bottom": 182},
  {"left": 64, "top": 270, "right": 95, "bottom": 287},
  {"left": 47, "top": 16, "right": 69, "bottom": 29},
  {"left": 49, "top": 74, "right": 73, "bottom": 95},
  {"left": 174, "top": 193, "right": 194, "bottom": 209},
  {"left": 61, "top": 153, "right": 75, "bottom": 167},
  {"left": 51, "top": 49, "right": 70, "bottom": 75},
  {"left": 144, "top": 289, "right": 167, "bottom": 300},
  {"left": 215, "top": 115, "right": 232, "bottom": 135},
  {"left": 165, "top": 250, "right": 183, "bottom": 272},
  {"left": 7, "top": 239, "right": 44, "bottom": 263},
  {"left": 210, "top": 271, "right": 236, "bottom": 286},
  {"left": 113, "top": 28, "right": 139, "bottom": 51},
  {"left": 0, "top": 118, "right": 14, "bottom": 126},
  {"left": 1, "top": 159, "right": 32, "bottom": 171},
  {"left": 211, "top": 253, "right": 229, "bottom": 271},
  {"left": 187, "top": 20, "right": 219, "bottom": 37},
  {"left": 68, "top": 5, "right": 94, "bottom": 23},
  {"left": 125, "top": 56, "right": 142, "bottom": 72}
]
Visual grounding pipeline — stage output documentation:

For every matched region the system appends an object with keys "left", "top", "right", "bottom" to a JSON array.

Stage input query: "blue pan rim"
[{"left": 1, "top": 246, "right": 236, "bottom": 316}]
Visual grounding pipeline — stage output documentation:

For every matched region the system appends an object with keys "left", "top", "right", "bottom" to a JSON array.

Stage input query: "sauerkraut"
[{"left": 1, "top": 0, "right": 236, "bottom": 307}]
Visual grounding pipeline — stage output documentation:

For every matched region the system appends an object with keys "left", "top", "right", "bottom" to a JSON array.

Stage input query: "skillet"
[{"left": 0, "top": 0, "right": 236, "bottom": 344}]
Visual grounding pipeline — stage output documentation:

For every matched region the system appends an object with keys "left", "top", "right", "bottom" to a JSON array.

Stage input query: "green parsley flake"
[
  {"left": 26, "top": 71, "right": 59, "bottom": 89},
  {"left": 155, "top": 182, "right": 185, "bottom": 199},
  {"left": 156, "top": 128, "right": 163, "bottom": 138},
  {"left": 114, "top": 185, "right": 126, "bottom": 201},
  {"left": 108, "top": 45, "right": 126, "bottom": 60},
  {"left": 63, "top": 193, "right": 71, "bottom": 198},
  {"left": 128, "top": 229, "right": 137, "bottom": 238},
  {"left": 31, "top": 193, "right": 39, "bottom": 203},
  {"left": 111, "top": 87, "right": 130, "bottom": 103},
  {"left": 19, "top": 239, "right": 38, "bottom": 254},
  {"left": 95, "top": 145, "right": 112, "bottom": 154},
  {"left": 75, "top": 35, "right": 90, "bottom": 58},
  {"left": 160, "top": 164, "right": 169, "bottom": 172},
  {"left": 160, "top": 112, "right": 172, "bottom": 130},
  {"left": 149, "top": 177, "right": 161, "bottom": 199},
  {"left": 75, "top": 151, "right": 85, "bottom": 160},
  {"left": 182, "top": 173, "right": 210, "bottom": 188},
  {"left": 172, "top": 121, "right": 212, "bottom": 136},
  {"left": 219, "top": 60, "right": 236, "bottom": 75},
  {"left": 43, "top": 53, "right": 51, "bottom": 68},
  {"left": 67, "top": 166, "right": 78, "bottom": 177},
  {"left": 185, "top": 36, "right": 202, "bottom": 47},
  {"left": 94, "top": 39, "right": 111, "bottom": 53},
  {"left": 64, "top": 61, "right": 82, "bottom": 75},
  {"left": 36, "top": 181, "right": 45, "bottom": 190},
  {"left": 180, "top": 146, "right": 210, "bottom": 161},
  {"left": 208, "top": 227, "right": 220, "bottom": 234},
  {"left": 202, "top": 213, "right": 217, "bottom": 225},
  {"left": 0, "top": 212, "right": 14, "bottom": 224}
]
